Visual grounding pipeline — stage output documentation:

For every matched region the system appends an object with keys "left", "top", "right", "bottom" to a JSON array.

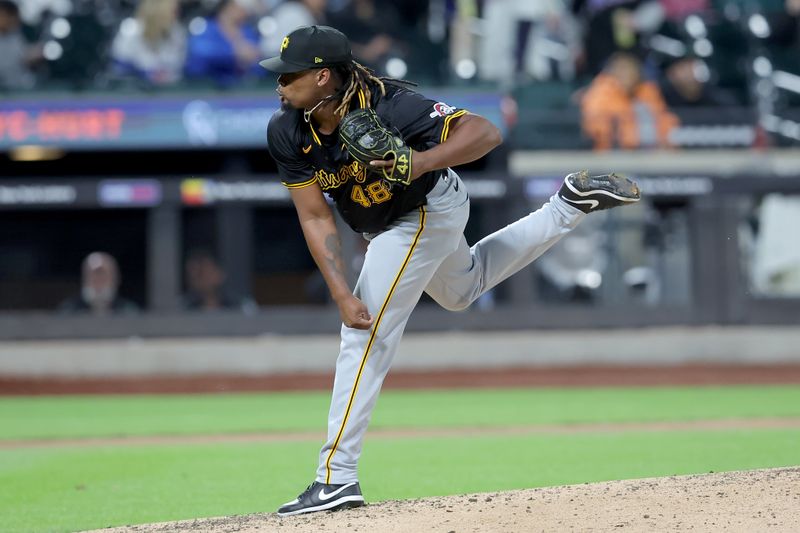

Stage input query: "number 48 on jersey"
[{"left": 350, "top": 180, "right": 392, "bottom": 208}]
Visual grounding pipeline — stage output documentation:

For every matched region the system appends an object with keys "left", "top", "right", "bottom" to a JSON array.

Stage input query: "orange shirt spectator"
[{"left": 581, "top": 52, "right": 679, "bottom": 150}]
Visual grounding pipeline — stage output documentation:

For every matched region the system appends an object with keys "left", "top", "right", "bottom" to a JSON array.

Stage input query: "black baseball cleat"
[
  {"left": 557, "top": 170, "right": 641, "bottom": 213},
  {"left": 277, "top": 481, "right": 365, "bottom": 517}
]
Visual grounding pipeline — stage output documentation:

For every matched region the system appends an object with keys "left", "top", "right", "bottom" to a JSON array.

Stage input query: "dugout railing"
[{"left": 2, "top": 148, "right": 800, "bottom": 340}]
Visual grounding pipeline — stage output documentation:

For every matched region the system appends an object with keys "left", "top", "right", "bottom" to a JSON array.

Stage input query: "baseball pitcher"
[{"left": 261, "top": 25, "right": 640, "bottom": 516}]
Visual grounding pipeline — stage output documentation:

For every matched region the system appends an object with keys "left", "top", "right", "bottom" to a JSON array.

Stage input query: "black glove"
[{"left": 339, "top": 108, "right": 413, "bottom": 186}]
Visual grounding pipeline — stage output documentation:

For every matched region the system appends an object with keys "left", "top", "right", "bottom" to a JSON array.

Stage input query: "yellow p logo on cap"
[{"left": 280, "top": 37, "right": 289, "bottom": 52}]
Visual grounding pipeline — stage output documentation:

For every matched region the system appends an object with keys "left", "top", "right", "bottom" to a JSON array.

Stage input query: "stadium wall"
[{"left": 1, "top": 326, "right": 799, "bottom": 378}]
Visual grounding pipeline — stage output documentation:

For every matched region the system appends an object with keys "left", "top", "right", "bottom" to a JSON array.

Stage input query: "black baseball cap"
[{"left": 259, "top": 25, "right": 352, "bottom": 73}]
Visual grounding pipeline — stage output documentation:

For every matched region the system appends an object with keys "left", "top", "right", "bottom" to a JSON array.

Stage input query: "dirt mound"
[{"left": 88, "top": 467, "right": 800, "bottom": 532}]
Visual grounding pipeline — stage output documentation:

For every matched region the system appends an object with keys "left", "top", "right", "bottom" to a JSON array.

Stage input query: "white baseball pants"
[{"left": 317, "top": 169, "right": 585, "bottom": 484}]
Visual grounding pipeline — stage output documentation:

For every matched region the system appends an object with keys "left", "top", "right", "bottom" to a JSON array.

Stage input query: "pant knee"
[
  {"left": 444, "top": 300, "right": 472, "bottom": 312},
  {"left": 434, "top": 293, "right": 473, "bottom": 312}
]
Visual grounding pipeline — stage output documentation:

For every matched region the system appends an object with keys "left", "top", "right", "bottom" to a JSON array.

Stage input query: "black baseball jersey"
[{"left": 267, "top": 83, "right": 467, "bottom": 233}]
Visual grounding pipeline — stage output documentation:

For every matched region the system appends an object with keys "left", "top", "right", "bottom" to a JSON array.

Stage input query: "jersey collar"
[{"left": 308, "top": 88, "right": 367, "bottom": 146}]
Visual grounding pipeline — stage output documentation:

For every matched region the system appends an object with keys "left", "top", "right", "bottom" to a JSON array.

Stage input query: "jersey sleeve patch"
[
  {"left": 429, "top": 102, "right": 458, "bottom": 118},
  {"left": 380, "top": 88, "right": 467, "bottom": 148}
]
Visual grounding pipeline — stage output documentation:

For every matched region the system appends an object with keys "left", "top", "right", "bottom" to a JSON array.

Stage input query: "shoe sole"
[
  {"left": 277, "top": 495, "right": 365, "bottom": 517},
  {"left": 566, "top": 170, "right": 641, "bottom": 203}
]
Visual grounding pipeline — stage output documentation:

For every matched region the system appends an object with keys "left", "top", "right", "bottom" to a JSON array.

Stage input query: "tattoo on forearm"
[{"left": 324, "top": 233, "right": 345, "bottom": 278}]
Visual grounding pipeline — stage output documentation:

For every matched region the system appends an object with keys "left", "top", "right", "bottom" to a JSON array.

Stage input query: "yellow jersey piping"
[
  {"left": 282, "top": 176, "right": 318, "bottom": 189},
  {"left": 440, "top": 109, "right": 468, "bottom": 144},
  {"left": 324, "top": 206, "right": 426, "bottom": 483},
  {"left": 308, "top": 123, "right": 322, "bottom": 146}
]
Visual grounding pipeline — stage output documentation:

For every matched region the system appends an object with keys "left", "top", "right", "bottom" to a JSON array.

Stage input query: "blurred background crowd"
[
  {"left": 1, "top": 0, "right": 799, "bottom": 329},
  {"left": 3, "top": 0, "right": 800, "bottom": 148},
  {"left": 0, "top": 0, "right": 797, "bottom": 94}
]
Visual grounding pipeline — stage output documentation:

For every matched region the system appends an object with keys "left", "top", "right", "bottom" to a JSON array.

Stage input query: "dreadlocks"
[
  {"left": 332, "top": 61, "right": 415, "bottom": 118},
  {"left": 332, "top": 61, "right": 384, "bottom": 117}
]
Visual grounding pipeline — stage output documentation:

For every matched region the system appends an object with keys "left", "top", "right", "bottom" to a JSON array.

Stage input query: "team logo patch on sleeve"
[{"left": 429, "top": 102, "right": 456, "bottom": 118}]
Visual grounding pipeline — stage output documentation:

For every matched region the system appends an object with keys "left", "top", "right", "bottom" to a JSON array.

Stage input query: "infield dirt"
[{"left": 87, "top": 467, "right": 800, "bottom": 532}]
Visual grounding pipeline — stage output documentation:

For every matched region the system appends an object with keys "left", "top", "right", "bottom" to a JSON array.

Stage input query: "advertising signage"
[
  {"left": 0, "top": 95, "right": 278, "bottom": 150},
  {"left": 0, "top": 90, "right": 503, "bottom": 151}
]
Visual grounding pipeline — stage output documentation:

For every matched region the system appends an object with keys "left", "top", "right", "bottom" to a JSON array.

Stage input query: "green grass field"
[{"left": 2, "top": 385, "right": 800, "bottom": 533}]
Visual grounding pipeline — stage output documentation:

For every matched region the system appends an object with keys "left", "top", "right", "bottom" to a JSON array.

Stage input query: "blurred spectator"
[
  {"left": 448, "top": 0, "right": 478, "bottom": 80},
  {"left": 327, "top": 0, "right": 404, "bottom": 71},
  {"left": 37, "top": 2, "right": 109, "bottom": 89},
  {"left": 17, "top": 0, "right": 71, "bottom": 27},
  {"left": 751, "top": 194, "right": 800, "bottom": 295},
  {"left": 572, "top": 0, "right": 665, "bottom": 76},
  {"left": 766, "top": 0, "right": 800, "bottom": 52},
  {"left": 658, "top": 56, "right": 738, "bottom": 108},
  {"left": 536, "top": 220, "right": 609, "bottom": 303},
  {"left": 184, "top": 0, "right": 263, "bottom": 85},
  {"left": 0, "top": 0, "right": 40, "bottom": 90},
  {"left": 580, "top": 52, "right": 678, "bottom": 150},
  {"left": 261, "top": 0, "right": 327, "bottom": 57},
  {"left": 658, "top": 0, "right": 709, "bottom": 23},
  {"left": 59, "top": 252, "right": 139, "bottom": 315},
  {"left": 478, "top": 0, "right": 578, "bottom": 85},
  {"left": 109, "top": 0, "right": 187, "bottom": 86},
  {"left": 182, "top": 248, "right": 257, "bottom": 313},
  {"left": 389, "top": 0, "right": 427, "bottom": 33}
]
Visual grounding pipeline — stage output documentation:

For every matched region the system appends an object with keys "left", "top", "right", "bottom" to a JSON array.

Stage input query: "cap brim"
[{"left": 258, "top": 57, "right": 308, "bottom": 73}]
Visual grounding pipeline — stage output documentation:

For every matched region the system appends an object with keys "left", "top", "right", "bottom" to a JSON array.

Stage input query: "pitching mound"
[{"left": 90, "top": 467, "right": 800, "bottom": 532}]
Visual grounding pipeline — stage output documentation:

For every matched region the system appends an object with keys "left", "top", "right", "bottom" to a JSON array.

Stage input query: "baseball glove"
[{"left": 339, "top": 108, "right": 413, "bottom": 186}]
